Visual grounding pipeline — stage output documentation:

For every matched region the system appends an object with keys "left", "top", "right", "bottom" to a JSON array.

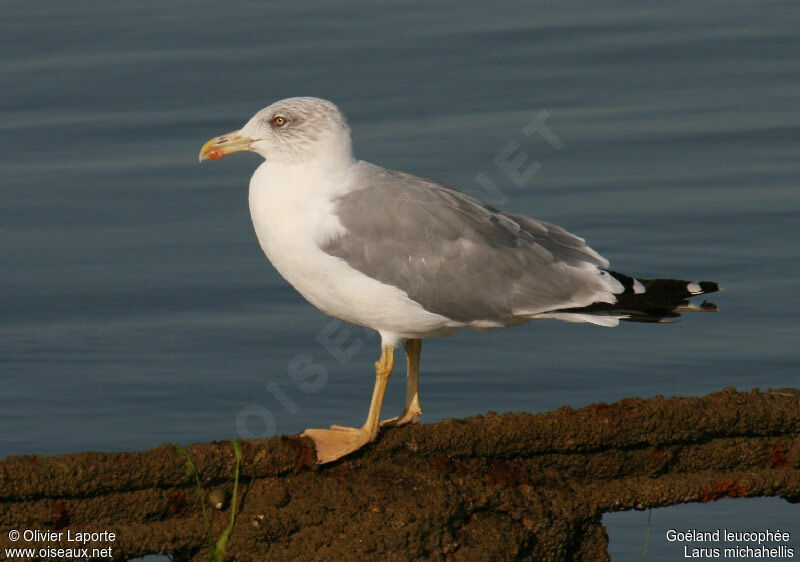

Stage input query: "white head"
[{"left": 199, "top": 97, "right": 353, "bottom": 167}]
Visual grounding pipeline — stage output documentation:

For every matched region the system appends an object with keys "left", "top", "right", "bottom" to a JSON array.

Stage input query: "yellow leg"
[
  {"left": 302, "top": 345, "right": 395, "bottom": 464},
  {"left": 381, "top": 339, "right": 423, "bottom": 427}
]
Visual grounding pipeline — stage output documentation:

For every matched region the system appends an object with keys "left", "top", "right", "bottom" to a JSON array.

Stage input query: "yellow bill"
[{"left": 198, "top": 130, "right": 255, "bottom": 162}]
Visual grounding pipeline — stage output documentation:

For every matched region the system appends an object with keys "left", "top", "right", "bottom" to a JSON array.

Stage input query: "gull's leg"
[
  {"left": 381, "top": 338, "right": 423, "bottom": 427},
  {"left": 301, "top": 345, "right": 394, "bottom": 464}
]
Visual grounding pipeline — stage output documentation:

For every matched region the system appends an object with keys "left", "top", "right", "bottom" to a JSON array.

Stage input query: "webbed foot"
[{"left": 301, "top": 425, "right": 374, "bottom": 464}]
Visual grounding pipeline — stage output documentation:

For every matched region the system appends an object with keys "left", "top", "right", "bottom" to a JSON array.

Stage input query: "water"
[{"left": 2, "top": 1, "right": 798, "bottom": 559}]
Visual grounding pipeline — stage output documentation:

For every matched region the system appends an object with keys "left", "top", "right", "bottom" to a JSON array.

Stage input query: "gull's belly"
[{"left": 248, "top": 175, "right": 452, "bottom": 344}]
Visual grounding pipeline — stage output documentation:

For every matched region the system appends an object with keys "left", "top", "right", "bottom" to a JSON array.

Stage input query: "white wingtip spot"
[
  {"left": 599, "top": 270, "right": 625, "bottom": 294},
  {"left": 687, "top": 282, "right": 703, "bottom": 295},
  {"left": 633, "top": 279, "right": 645, "bottom": 294}
]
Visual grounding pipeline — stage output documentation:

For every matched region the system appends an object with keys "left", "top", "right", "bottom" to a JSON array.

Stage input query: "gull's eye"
[{"left": 272, "top": 115, "right": 287, "bottom": 127}]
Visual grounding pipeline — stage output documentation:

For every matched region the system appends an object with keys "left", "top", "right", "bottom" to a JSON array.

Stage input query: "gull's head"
[{"left": 199, "top": 97, "right": 353, "bottom": 166}]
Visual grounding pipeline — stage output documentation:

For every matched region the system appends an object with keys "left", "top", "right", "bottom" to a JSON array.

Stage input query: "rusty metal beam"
[{"left": 1, "top": 388, "right": 798, "bottom": 560}]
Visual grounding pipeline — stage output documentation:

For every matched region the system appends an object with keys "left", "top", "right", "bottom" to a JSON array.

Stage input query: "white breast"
[{"left": 247, "top": 160, "right": 453, "bottom": 346}]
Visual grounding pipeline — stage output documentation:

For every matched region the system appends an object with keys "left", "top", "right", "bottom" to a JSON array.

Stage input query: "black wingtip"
[
  {"left": 699, "top": 281, "right": 720, "bottom": 294},
  {"left": 700, "top": 300, "right": 718, "bottom": 310}
]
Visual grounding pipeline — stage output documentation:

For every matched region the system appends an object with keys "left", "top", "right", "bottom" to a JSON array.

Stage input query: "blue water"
[{"left": 2, "top": 2, "right": 798, "bottom": 560}]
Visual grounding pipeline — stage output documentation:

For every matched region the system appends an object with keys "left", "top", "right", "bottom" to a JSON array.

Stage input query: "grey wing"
[{"left": 322, "top": 162, "right": 621, "bottom": 325}]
